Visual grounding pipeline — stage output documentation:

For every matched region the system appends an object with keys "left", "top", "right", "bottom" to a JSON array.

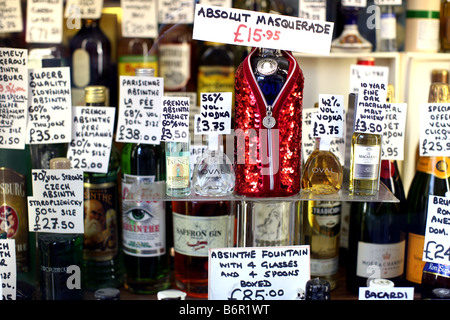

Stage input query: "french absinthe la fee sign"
[
  {"left": 208, "top": 246, "right": 310, "bottom": 300},
  {"left": 193, "top": 4, "right": 334, "bottom": 56}
]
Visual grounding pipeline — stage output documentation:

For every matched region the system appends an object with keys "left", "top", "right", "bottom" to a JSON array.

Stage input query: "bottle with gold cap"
[
  {"left": 82, "top": 85, "right": 122, "bottom": 291},
  {"left": 405, "top": 72, "right": 450, "bottom": 291}
]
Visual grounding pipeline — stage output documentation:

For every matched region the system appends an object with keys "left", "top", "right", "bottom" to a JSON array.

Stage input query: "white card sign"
[
  {"left": 28, "top": 169, "right": 84, "bottom": 234},
  {"left": 313, "top": 94, "right": 344, "bottom": 139},
  {"left": 303, "top": 109, "right": 345, "bottom": 165},
  {"left": 349, "top": 65, "right": 389, "bottom": 94},
  {"left": 423, "top": 195, "right": 450, "bottom": 265},
  {"left": 354, "top": 79, "right": 390, "bottom": 135},
  {"left": 121, "top": 0, "right": 158, "bottom": 38},
  {"left": 158, "top": 0, "right": 195, "bottom": 24},
  {"left": 0, "top": 48, "right": 28, "bottom": 150},
  {"left": 382, "top": 102, "right": 407, "bottom": 160},
  {"left": 299, "top": 0, "right": 326, "bottom": 21},
  {"left": 0, "top": 0, "right": 23, "bottom": 32},
  {"left": 64, "top": 0, "right": 104, "bottom": 19},
  {"left": 0, "top": 239, "right": 16, "bottom": 300},
  {"left": 27, "top": 67, "right": 72, "bottom": 145},
  {"left": 359, "top": 287, "right": 414, "bottom": 300},
  {"left": 195, "top": 92, "right": 232, "bottom": 135},
  {"left": 116, "top": 75, "right": 163, "bottom": 145},
  {"left": 193, "top": 4, "right": 334, "bottom": 56},
  {"left": 160, "top": 96, "right": 190, "bottom": 142},
  {"left": 26, "top": 0, "right": 63, "bottom": 44},
  {"left": 208, "top": 246, "right": 310, "bottom": 300},
  {"left": 67, "top": 106, "right": 115, "bottom": 173},
  {"left": 419, "top": 103, "right": 450, "bottom": 157}
]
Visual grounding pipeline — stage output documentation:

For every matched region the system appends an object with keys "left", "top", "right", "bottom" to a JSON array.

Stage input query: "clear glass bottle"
[
  {"left": 376, "top": 4, "right": 398, "bottom": 52},
  {"left": 301, "top": 137, "right": 343, "bottom": 194},
  {"left": 120, "top": 68, "right": 170, "bottom": 294},
  {"left": 165, "top": 141, "right": 191, "bottom": 197},
  {"left": 191, "top": 135, "right": 235, "bottom": 197},
  {"left": 82, "top": 85, "right": 122, "bottom": 290}
]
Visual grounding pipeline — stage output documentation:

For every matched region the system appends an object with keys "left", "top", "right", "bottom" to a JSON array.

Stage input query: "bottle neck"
[
  {"left": 82, "top": 19, "right": 100, "bottom": 29},
  {"left": 257, "top": 47, "right": 282, "bottom": 58}
]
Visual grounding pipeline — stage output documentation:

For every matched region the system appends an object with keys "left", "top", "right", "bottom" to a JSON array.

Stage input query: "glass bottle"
[
  {"left": 405, "top": 0, "right": 440, "bottom": 53},
  {"left": 302, "top": 200, "right": 341, "bottom": 290},
  {"left": 82, "top": 85, "right": 122, "bottom": 290},
  {"left": 120, "top": 68, "right": 170, "bottom": 294},
  {"left": 234, "top": 47, "right": 303, "bottom": 197},
  {"left": 301, "top": 137, "right": 343, "bottom": 194},
  {"left": 118, "top": 38, "right": 158, "bottom": 77},
  {"left": 421, "top": 262, "right": 450, "bottom": 299},
  {"left": 38, "top": 157, "right": 83, "bottom": 300},
  {"left": 347, "top": 159, "right": 407, "bottom": 293},
  {"left": 376, "top": 4, "right": 398, "bottom": 52},
  {"left": 440, "top": 0, "right": 450, "bottom": 52},
  {"left": 165, "top": 140, "right": 191, "bottom": 197},
  {"left": 69, "top": 18, "right": 112, "bottom": 107},
  {"left": 191, "top": 134, "right": 235, "bottom": 197},
  {"left": 172, "top": 200, "right": 234, "bottom": 298},
  {"left": 331, "top": 6, "right": 372, "bottom": 53}
]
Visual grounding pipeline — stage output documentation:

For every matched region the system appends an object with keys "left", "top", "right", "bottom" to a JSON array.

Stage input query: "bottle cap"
[
  {"left": 157, "top": 289, "right": 187, "bottom": 300},
  {"left": 368, "top": 278, "right": 395, "bottom": 288},
  {"left": 135, "top": 68, "right": 155, "bottom": 77},
  {"left": 49, "top": 157, "right": 71, "bottom": 169},
  {"left": 94, "top": 287, "right": 121, "bottom": 300},
  {"left": 305, "top": 278, "right": 331, "bottom": 300},
  {"left": 431, "top": 288, "right": 450, "bottom": 300},
  {"left": 431, "top": 69, "right": 449, "bottom": 84},
  {"left": 357, "top": 57, "right": 375, "bottom": 66},
  {"left": 85, "top": 85, "right": 107, "bottom": 104}
]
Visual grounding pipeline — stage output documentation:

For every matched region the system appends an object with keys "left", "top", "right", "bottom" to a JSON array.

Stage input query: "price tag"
[
  {"left": 116, "top": 75, "right": 163, "bottom": 145},
  {"left": 423, "top": 195, "right": 450, "bottom": 265},
  {"left": 303, "top": 109, "right": 345, "bottom": 165},
  {"left": 358, "top": 287, "right": 414, "bottom": 300},
  {"left": 354, "top": 79, "right": 390, "bottom": 135},
  {"left": 374, "top": 0, "right": 402, "bottom": 5},
  {"left": 199, "top": 0, "right": 232, "bottom": 8},
  {"left": 67, "top": 106, "right": 115, "bottom": 173},
  {"left": 0, "top": 48, "right": 28, "bottom": 150},
  {"left": 27, "top": 169, "right": 84, "bottom": 234},
  {"left": 342, "top": 0, "right": 367, "bottom": 7},
  {"left": 0, "top": 239, "right": 16, "bottom": 300},
  {"left": 194, "top": 92, "right": 232, "bottom": 135},
  {"left": 419, "top": 103, "right": 450, "bottom": 157},
  {"left": 208, "top": 246, "right": 310, "bottom": 300},
  {"left": 312, "top": 94, "right": 344, "bottom": 139},
  {"left": 160, "top": 96, "right": 190, "bottom": 142},
  {"left": 158, "top": 0, "right": 195, "bottom": 24},
  {"left": 382, "top": 102, "right": 406, "bottom": 160},
  {"left": 121, "top": 0, "right": 158, "bottom": 39},
  {"left": 26, "top": 0, "right": 63, "bottom": 44},
  {"left": 0, "top": 0, "right": 23, "bottom": 32},
  {"left": 64, "top": 0, "right": 103, "bottom": 19},
  {"left": 193, "top": 4, "right": 334, "bottom": 56},
  {"left": 27, "top": 67, "right": 72, "bottom": 145},
  {"left": 299, "top": 0, "right": 326, "bottom": 21},
  {"left": 349, "top": 65, "right": 389, "bottom": 94}
]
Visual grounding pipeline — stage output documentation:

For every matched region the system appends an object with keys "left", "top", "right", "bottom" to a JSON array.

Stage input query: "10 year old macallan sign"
[{"left": 208, "top": 246, "right": 310, "bottom": 300}]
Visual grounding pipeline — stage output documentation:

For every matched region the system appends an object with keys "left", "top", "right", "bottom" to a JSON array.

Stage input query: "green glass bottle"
[
  {"left": 121, "top": 68, "right": 170, "bottom": 294},
  {"left": 82, "top": 85, "right": 122, "bottom": 290}
]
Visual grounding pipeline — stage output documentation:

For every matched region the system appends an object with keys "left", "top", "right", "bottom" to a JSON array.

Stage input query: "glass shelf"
[{"left": 123, "top": 180, "right": 399, "bottom": 203}]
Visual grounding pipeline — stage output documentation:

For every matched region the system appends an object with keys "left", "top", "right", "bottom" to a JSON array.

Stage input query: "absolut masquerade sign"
[
  {"left": 208, "top": 246, "right": 310, "bottom": 300},
  {"left": 193, "top": 4, "right": 334, "bottom": 55}
]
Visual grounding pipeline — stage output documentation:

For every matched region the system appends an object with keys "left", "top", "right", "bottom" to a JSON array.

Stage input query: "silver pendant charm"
[{"left": 263, "top": 116, "right": 276, "bottom": 128}]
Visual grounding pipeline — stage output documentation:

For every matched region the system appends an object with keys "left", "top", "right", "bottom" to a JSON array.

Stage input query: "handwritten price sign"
[
  {"left": 195, "top": 92, "right": 232, "bottom": 135},
  {"left": 312, "top": 94, "right": 344, "bottom": 139},
  {"left": 419, "top": 103, "right": 450, "bottom": 157},
  {"left": 193, "top": 4, "right": 334, "bottom": 55}
]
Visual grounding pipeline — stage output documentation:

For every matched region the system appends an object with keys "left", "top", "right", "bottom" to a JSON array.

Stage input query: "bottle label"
[
  {"left": 0, "top": 168, "right": 29, "bottom": 272},
  {"left": 253, "top": 202, "right": 293, "bottom": 247},
  {"left": 353, "top": 144, "right": 381, "bottom": 179},
  {"left": 83, "top": 181, "right": 119, "bottom": 261},
  {"left": 380, "top": 13, "right": 397, "bottom": 40},
  {"left": 356, "top": 240, "right": 405, "bottom": 279},
  {"left": 118, "top": 55, "right": 158, "bottom": 77},
  {"left": 256, "top": 58, "right": 278, "bottom": 75},
  {"left": 416, "top": 156, "right": 450, "bottom": 179},
  {"left": 423, "top": 262, "right": 450, "bottom": 278},
  {"left": 122, "top": 175, "right": 165, "bottom": 257},
  {"left": 166, "top": 155, "right": 190, "bottom": 189},
  {"left": 310, "top": 256, "right": 339, "bottom": 277},
  {"left": 406, "top": 232, "right": 426, "bottom": 284},
  {"left": 72, "top": 48, "right": 90, "bottom": 88},
  {"left": 197, "top": 65, "right": 235, "bottom": 101},
  {"left": 173, "top": 212, "right": 231, "bottom": 257},
  {"left": 159, "top": 43, "right": 191, "bottom": 90}
]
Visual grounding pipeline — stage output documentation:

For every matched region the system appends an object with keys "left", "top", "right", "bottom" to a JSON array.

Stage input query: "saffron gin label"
[
  {"left": 122, "top": 174, "right": 166, "bottom": 257},
  {"left": 173, "top": 212, "right": 232, "bottom": 257},
  {"left": 193, "top": 4, "right": 334, "bottom": 55}
]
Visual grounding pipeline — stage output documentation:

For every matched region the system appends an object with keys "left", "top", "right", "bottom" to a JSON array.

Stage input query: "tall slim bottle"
[
  {"left": 69, "top": 18, "right": 112, "bottom": 107},
  {"left": 82, "top": 86, "right": 122, "bottom": 290},
  {"left": 121, "top": 68, "right": 170, "bottom": 294}
]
